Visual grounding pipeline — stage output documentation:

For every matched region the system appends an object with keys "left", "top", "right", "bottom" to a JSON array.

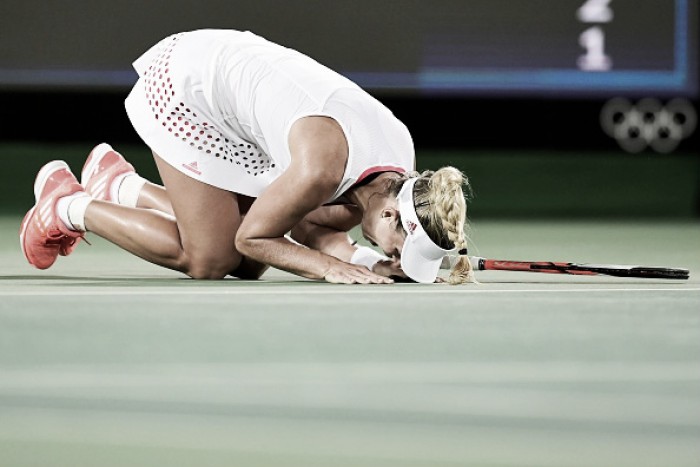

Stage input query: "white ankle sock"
[
  {"left": 109, "top": 173, "right": 128, "bottom": 203},
  {"left": 56, "top": 193, "right": 92, "bottom": 232},
  {"left": 113, "top": 173, "right": 146, "bottom": 208}
]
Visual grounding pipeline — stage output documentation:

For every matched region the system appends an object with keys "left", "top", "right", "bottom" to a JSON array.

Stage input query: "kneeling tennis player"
[{"left": 20, "top": 29, "right": 474, "bottom": 284}]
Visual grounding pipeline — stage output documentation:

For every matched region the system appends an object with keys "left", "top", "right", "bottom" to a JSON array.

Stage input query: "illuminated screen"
[{"left": 1, "top": 0, "right": 696, "bottom": 97}]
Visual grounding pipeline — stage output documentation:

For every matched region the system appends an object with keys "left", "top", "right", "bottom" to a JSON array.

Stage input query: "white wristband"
[{"left": 350, "top": 246, "right": 389, "bottom": 271}]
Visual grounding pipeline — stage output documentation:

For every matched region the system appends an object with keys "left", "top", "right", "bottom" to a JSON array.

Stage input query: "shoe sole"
[
  {"left": 19, "top": 206, "right": 36, "bottom": 266},
  {"left": 81, "top": 143, "right": 114, "bottom": 186},
  {"left": 19, "top": 161, "right": 71, "bottom": 266}
]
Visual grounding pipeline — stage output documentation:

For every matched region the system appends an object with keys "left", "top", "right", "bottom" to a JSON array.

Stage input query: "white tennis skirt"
[{"left": 124, "top": 30, "right": 279, "bottom": 196}]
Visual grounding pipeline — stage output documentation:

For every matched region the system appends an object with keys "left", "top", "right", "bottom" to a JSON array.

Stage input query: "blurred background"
[{"left": 1, "top": 0, "right": 698, "bottom": 220}]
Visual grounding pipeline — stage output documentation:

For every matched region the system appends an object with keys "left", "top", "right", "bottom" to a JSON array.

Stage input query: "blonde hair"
[{"left": 389, "top": 167, "right": 476, "bottom": 284}]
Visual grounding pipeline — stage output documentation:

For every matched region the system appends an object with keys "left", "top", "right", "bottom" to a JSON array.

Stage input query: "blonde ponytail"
[{"left": 428, "top": 168, "right": 475, "bottom": 284}]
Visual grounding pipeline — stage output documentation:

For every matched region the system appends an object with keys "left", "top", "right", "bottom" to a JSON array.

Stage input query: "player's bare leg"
[
  {"left": 136, "top": 182, "right": 174, "bottom": 216},
  {"left": 79, "top": 144, "right": 267, "bottom": 279},
  {"left": 82, "top": 153, "right": 244, "bottom": 279},
  {"left": 121, "top": 176, "right": 268, "bottom": 278}
]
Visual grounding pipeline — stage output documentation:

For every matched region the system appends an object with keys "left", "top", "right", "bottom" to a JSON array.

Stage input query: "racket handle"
[
  {"left": 469, "top": 257, "right": 551, "bottom": 273},
  {"left": 469, "top": 257, "right": 592, "bottom": 274},
  {"left": 470, "top": 256, "right": 485, "bottom": 271}
]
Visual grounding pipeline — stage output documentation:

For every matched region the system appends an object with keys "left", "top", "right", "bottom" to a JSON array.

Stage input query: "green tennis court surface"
[{"left": 1, "top": 216, "right": 699, "bottom": 467}]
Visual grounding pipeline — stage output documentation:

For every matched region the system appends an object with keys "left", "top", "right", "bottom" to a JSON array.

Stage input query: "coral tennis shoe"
[
  {"left": 81, "top": 143, "right": 135, "bottom": 202},
  {"left": 20, "top": 161, "right": 85, "bottom": 269}
]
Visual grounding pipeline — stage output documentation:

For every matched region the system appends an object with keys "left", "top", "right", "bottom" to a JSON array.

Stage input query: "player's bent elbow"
[{"left": 234, "top": 233, "right": 257, "bottom": 260}]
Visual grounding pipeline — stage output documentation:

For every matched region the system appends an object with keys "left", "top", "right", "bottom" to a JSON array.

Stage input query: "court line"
[
  {"left": 0, "top": 287, "right": 698, "bottom": 296},
  {"left": 2, "top": 361, "right": 700, "bottom": 384}
]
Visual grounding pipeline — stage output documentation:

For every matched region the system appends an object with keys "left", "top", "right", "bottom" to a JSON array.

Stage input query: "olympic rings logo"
[{"left": 600, "top": 98, "right": 697, "bottom": 153}]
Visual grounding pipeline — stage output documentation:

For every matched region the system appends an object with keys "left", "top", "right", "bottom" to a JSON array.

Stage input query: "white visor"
[{"left": 396, "top": 178, "right": 457, "bottom": 283}]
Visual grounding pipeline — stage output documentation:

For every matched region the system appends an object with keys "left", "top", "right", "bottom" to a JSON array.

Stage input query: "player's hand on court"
[
  {"left": 323, "top": 261, "right": 394, "bottom": 284},
  {"left": 372, "top": 258, "right": 407, "bottom": 280},
  {"left": 373, "top": 258, "right": 444, "bottom": 283}
]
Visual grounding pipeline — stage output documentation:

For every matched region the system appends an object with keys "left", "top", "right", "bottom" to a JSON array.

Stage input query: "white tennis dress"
[{"left": 125, "top": 29, "right": 414, "bottom": 201}]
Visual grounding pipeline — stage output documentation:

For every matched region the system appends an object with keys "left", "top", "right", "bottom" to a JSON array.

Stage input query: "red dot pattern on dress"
[{"left": 142, "top": 34, "right": 275, "bottom": 177}]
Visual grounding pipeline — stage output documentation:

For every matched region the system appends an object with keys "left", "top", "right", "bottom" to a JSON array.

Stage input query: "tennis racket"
[{"left": 469, "top": 257, "right": 689, "bottom": 280}]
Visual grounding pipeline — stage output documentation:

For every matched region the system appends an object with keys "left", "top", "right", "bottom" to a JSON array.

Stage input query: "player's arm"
[
  {"left": 235, "top": 116, "right": 392, "bottom": 284},
  {"left": 290, "top": 204, "right": 360, "bottom": 262},
  {"left": 291, "top": 200, "right": 406, "bottom": 280}
]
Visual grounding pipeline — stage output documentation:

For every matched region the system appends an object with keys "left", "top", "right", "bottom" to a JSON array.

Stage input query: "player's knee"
[{"left": 184, "top": 252, "right": 241, "bottom": 280}]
